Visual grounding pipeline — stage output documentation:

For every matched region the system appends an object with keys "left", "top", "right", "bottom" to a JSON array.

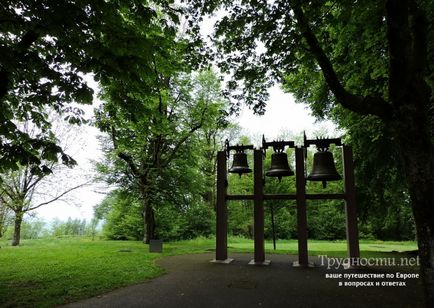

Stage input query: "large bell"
[
  {"left": 229, "top": 152, "right": 252, "bottom": 176},
  {"left": 307, "top": 150, "right": 341, "bottom": 187},
  {"left": 266, "top": 152, "right": 294, "bottom": 181}
]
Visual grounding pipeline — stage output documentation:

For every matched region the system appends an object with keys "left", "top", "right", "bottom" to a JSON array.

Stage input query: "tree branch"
[
  {"left": 118, "top": 152, "right": 141, "bottom": 177},
  {"left": 292, "top": 3, "right": 392, "bottom": 119},
  {"left": 17, "top": 29, "right": 39, "bottom": 51},
  {"left": 110, "top": 125, "right": 140, "bottom": 177},
  {"left": 161, "top": 105, "right": 209, "bottom": 167},
  {"left": 27, "top": 181, "right": 91, "bottom": 211}
]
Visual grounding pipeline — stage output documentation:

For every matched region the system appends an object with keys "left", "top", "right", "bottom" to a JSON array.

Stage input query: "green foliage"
[
  {"left": 227, "top": 201, "right": 254, "bottom": 238},
  {"left": 51, "top": 217, "right": 88, "bottom": 237},
  {"left": 0, "top": 115, "right": 88, "bottom": 245},
  {"left": 0, "top": 0, "right": 180, "bottom": 173},
  {"left": 95, "top": 191, "right": 143, "bottom": 240},
  {"left": 2, "top": 216, "right": 48, "bottom": 240},
  {"left": 307, "top": 201, "right": 346, "bottom": 240},
  {"left": 20, "top": 217, "right": 47, "bottom": 239},
  {"left": 264, "top": 204, "right": 297, "bottom": 239},
  {"left": 1, "top": 216, "right": 102, "bottom": 240},
  {"left": 0, "top": 202, "right": 12, "bottom": 237},
  {"left": 185, "top": 0, "right": 427, "bottom": 245},
  {"left": 96, "top": 189, "right": 215, "bottom": 241},
  {"left": 153, "top": 204, "right": 184, "bottom": 240},
  {"left": 95, "top": 69, "right": 229, "bottom": 241},
  {"left": 178, "top": 202, "right": 215, "bottom": 239}
]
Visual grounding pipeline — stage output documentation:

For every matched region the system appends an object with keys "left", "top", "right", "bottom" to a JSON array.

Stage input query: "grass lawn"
[
  {"left": 0, "top": 237, "right": 417, "bottom": 307},
  {"left": 228, "top": 237, "right": 417, "bottom": 257}
]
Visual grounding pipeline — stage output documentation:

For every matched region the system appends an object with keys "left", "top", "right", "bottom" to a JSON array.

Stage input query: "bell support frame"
[{"left": 213, "top": 136, "right": 360, "bottom": 267}]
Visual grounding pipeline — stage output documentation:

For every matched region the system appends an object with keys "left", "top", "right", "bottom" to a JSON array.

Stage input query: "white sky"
[
  {"left": 34, "top": 106, "right": 105, "bottom": 222},
  {"left": 236, "top": 86, "right": 337, "bottom": 144}
]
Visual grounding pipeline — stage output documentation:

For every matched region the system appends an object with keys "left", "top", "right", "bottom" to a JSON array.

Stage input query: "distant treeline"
[{"left": 1, "top": 217, "right": 100, "bottom": 240}]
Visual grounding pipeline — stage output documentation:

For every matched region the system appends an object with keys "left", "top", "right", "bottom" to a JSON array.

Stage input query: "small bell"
[
  {"left": 265, "top": 152, "right": 294, "bottom": 181},
  {"left": 229, "top": 151, "right": 252, "bottom": 177},
  {"left": 307, "top": 150, "right": 341, "bottom": 188}
]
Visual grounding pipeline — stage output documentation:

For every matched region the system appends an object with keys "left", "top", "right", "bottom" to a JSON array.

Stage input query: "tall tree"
[
  {"left": 95, "top": 69, "right": 227, "bottom": 243},
  {"left": 187, "top": 0, "right": 434, "bottom": 304}
]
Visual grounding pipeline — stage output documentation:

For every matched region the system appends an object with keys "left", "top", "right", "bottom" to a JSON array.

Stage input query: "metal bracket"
[
  {"left": 262, "top": 135, "right": 295, "bottom": 156},
  {"left": 225, "top": 139, "right": 254, "bottom": 158},
  {"left": 303, "top": 131, "right": 342, "bottom": 151}
]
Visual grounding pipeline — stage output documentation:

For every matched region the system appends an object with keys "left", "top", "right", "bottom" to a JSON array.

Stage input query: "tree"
[
  {"left": 95, "top": 69, "right": 228, "bottom": 243},
  {"left": 187, "top": 0, "right": 434, "bottom": 304},
  {"left": 86, "top": 217, "right": 100, "bottom": 240},
  {"left": 0, "top": 0, "right": 179, "bottom": 174},
  {"left": 0, "top": 116, "right": 89, "bottom": 245}
]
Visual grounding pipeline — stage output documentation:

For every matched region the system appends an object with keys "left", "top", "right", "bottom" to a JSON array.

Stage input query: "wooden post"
[
  {"left": 295, "top": 147, "right": 309, "bottom": 266},
  {"left": 213, "top": 151, "right": 232, "bottom": 263},
  {"left": 343, "top": 145, "right": 360, "bottom": 263},
  {"left": 250, "top": 149, "right": 269, "bottom": 265}
]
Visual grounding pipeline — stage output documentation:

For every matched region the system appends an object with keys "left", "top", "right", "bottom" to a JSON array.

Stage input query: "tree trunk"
[
  {"left": 414, "top": 216, "right": 434, "bottom": 307},
  {"left": 12, "top": 211, "right": 23, "bottom": 246},
  {"left": 139, "top": 178, "right": 156, "bottom": 244},
  {"left": 292, "top": 0, "right": 433, "bottom": 303},
  {"left": 397, "top": 142, "right": 434, "bottom": 306},
  {"left": 392, "top": 101, "right": 434, "bottom": 306},
  {"left": 202, "top": 191, "right": 214, "bottom": 208},
  {"left": 143, "top": 203, "right": 155, "bottom": 244},
  {"left": 0, "top": 207, "right": 6, "bottom": 237}
]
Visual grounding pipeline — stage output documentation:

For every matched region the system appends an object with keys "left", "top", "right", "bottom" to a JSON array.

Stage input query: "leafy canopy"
[{"left": 0, "top": 0, "right": 180, "bottom": 174}]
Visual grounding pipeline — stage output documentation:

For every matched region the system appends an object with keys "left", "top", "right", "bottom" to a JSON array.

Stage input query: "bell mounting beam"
[
  {"left": 211, "top": 151, "right": 233, "bottom": 264},
  {"left": 303, "top": 131, "right": 342, "bottom": 150},
  {"left": 249, "top": 149, "right": 270, "bottom": 265},
  {"left": 225, "top": 139, "right": 254, "bottom": 158},
  {"left": 262, "top": 135, "right": 295, "bottom": 154}
]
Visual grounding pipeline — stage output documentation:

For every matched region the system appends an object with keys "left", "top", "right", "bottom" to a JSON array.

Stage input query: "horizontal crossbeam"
[{"left": 226, "top": 193, "right": 346, "bottom": 201}]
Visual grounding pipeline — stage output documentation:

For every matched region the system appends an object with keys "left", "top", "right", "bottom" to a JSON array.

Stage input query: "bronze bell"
[
  {"left": 229, "top": 152, "right": 252, "bottom": 176},
  {"left": 266, "top": 152, "right": 294, "bottom": 181},
  {"left": 307, "top": 150, "right": 341, "bottom": 188}
]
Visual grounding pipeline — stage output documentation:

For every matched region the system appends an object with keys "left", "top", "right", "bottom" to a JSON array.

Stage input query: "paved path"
[{"left": 64, "top": 253, "right": 424, "bottom": 308}]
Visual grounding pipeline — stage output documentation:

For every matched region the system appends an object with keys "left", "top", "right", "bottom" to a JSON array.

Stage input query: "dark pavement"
[{"left": 63, "top": 253, "right": 425, "bottom": 308}]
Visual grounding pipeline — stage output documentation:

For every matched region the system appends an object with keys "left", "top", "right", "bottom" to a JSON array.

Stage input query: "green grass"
[
  {"left": 0, "top": 237, "right": 417, "bottom": 307},
  {"left": 227, "top": 237, "right": 417, "bottom": 257}
]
